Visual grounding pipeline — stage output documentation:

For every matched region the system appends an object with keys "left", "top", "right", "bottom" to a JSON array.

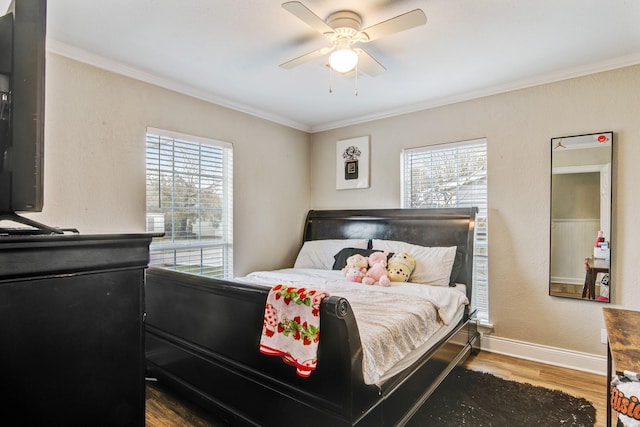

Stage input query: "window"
[
  {"left": 145, "top": 127, "right": 233, "bottom": 279},
  {"left": 402, "top": 139, "right": 489, "bottom": 323}
]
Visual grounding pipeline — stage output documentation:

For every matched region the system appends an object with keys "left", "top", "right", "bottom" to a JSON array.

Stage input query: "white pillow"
[
  {"left": 293, "top": 239, "right": 369, "bottom": 270},
  {"left": 371, "top": 239, "right": 456, "bottom": 286}
]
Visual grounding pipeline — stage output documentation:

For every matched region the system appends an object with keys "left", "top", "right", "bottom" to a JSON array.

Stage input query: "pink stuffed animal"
[
  {"left": 342, "top": 253, "right": 368, "bottom": 283},
  {"left": 362, "top": 251, "right": 390, "bottom": 287}
]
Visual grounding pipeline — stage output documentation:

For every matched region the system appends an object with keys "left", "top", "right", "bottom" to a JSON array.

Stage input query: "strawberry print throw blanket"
[{"left": 260, "top": 284, "right": 329, "bottom": 378}]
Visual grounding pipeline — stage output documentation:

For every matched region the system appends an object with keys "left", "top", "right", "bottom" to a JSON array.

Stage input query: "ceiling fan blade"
[
  {"left": 355, "top": 49, "right": 386, "bottom": 77},
  {"left": 282, "top": 1, "right": 334, "bottom": 35},
  {"left": 361, "top": 9, "right": 427, "bottom": 42},
  {"left": 279, "top": 47, "right": 332, "bottom": 69}
]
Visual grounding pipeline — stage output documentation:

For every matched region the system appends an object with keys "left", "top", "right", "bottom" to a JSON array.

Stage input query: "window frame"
[
  {"left": 401, "top": 138, "right": 489, "bottom": 323},
  {"left": 145, "top": 127, "right": 233, "bottom": 279}
]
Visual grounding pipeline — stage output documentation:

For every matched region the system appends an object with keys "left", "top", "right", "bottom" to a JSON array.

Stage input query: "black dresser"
[{"left": 0, "top": 233, "right": 154, "bottom": 426}]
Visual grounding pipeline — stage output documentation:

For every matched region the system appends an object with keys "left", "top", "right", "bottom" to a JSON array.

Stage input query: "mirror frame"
[{"left": 549, "top": 131, "right": 613, "bottom": 302}]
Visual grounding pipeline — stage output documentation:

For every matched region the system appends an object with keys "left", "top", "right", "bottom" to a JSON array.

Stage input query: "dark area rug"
[{"left": 407, "top": 367, "right": 596, "bottom": 426}]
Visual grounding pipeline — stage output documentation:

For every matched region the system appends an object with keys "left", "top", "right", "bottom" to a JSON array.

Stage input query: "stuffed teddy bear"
[
  {"left": 387, "top": 252, "right": 416, "bottom": 283},
  {"left": 362, "top": 251, "right": 390, "bottom": 287},
  {"left": 342, "top": 253, "right": 368, "bottom": 283}
]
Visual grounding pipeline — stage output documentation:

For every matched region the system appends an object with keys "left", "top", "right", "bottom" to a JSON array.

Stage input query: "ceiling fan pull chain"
[
  {"left": 329, "top": 66, "right": 333, "bottom": 93},
  {"left": 354, "top": 64, "right": 359, "bottom": 96}
]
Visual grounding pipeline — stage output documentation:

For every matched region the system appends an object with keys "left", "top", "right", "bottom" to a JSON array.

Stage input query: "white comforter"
[{"left": 239, "top": 268, "right": 469, "bottom": 386}]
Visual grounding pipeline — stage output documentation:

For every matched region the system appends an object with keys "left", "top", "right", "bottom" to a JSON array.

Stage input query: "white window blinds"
[
  {"left": 145, "top": 127, "right": 233, "bottom": 279},
  {"left": 402, "top": 139, "right": 489, "bottom": 322}
]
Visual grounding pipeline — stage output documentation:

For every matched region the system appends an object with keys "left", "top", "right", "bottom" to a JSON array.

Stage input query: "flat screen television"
[{"left": 0, "top": 0, "right": 59, "bottom": 234}]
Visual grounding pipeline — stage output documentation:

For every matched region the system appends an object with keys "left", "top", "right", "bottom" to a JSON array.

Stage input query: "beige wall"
[
  {"left": 25, "top": 53, "right": 311, "bottom": 276},
  {"left": 25, "top": 53, "right": 640, "bottom": 358},
  {"left": 309, "top": 65, "right": 640, "bottom": 356}
]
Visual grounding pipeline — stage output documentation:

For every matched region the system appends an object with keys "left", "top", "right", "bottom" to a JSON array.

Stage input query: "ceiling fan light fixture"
[{"left": 329, "top": 47, "right": 358, "bottom": 73}]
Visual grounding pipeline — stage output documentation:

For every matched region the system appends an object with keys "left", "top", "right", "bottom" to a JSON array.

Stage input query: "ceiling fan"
[{"left": 279, "top": 1, "right": 427, "bottom": 77}]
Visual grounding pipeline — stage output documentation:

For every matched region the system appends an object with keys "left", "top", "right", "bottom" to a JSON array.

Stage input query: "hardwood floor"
[
  {"left": 145, "top": 379, "right": 227, "bottom": 427},
  {"left": 145, "top": 351, "right": 612, "bottom": 426}
]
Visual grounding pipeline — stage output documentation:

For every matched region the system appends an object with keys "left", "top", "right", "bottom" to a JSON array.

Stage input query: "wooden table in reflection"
[{"left": 582, "top": 257, "right": 609, "bottom": 299}]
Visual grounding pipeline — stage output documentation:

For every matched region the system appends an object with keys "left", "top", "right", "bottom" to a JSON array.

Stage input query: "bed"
[{"left": 145, "top": 208, "right": 480, "bottom": 426}]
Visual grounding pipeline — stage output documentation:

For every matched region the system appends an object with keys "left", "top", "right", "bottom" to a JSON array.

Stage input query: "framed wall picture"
[{"left": 336, "top": 136, "right": 370, "bottom": 190}]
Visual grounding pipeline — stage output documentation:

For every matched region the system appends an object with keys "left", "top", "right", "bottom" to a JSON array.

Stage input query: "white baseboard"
[{"left": 480, "top": 335, "right": 607, "bottom": 376}]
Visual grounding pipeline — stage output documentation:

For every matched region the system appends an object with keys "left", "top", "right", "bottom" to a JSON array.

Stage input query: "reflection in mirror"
[{"left": 549, "top": 132, "right": 613, "bottom": 302}]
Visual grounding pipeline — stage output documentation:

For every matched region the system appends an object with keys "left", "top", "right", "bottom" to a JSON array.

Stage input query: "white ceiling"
[{"left": 8, "top": 0, "right": 640, "bottom": 132}]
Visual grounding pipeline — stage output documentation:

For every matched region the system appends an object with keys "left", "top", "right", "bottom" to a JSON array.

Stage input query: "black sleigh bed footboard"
[
  {"left": 145, "top": 208, "right": 480, "bottom": 426},
  {"left": 145, "top": 268, "right": 379, "bottom": 426},
  {"left": 145, "top": 268, "right": 478, "bottom": 427}
]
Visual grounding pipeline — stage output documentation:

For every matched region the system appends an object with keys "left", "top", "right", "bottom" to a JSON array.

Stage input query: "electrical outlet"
[{"left": 601, "top": 328, "right": 608, "bottom": 344}]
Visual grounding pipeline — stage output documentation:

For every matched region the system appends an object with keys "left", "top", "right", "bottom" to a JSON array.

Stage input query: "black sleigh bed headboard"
[{"left": 303, "top": 207, "right": 478, "bottom": 300}]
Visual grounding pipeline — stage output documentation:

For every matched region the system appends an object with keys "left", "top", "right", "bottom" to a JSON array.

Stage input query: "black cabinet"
[{"left": 0, "top": 233, "right": 154, "bottom": 426}]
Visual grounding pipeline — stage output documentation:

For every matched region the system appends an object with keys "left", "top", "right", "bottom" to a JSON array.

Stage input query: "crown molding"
[
  {"left": 47, "top": 38, "right": 640, "bottom": 135},
  {"left": 310, "top": 52, "right": 640, "bottom": 133},
  {"left": 46, "top": 39, "right": 312, "bottom": 133}
]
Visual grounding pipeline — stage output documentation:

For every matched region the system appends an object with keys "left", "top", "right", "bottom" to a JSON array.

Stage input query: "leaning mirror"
[{"left": 549, "top": 131, "right": 613, "bottom": 301}]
